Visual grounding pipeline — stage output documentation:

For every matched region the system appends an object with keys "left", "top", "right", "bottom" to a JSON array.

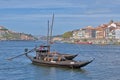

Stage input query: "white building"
[{"left": 115, "top": 29, "right": 120, "bottom": 39}]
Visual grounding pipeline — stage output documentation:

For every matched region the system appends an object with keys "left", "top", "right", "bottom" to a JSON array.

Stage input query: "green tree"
[{"left": 62, "top": 31, "right": 73, "bottom": 38}]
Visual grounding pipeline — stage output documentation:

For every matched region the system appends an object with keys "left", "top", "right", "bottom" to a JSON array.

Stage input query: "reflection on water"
[
  {"left": 32, "top": 65, "right": 91, "bottom": 80},
  {"left": 0, "top": 41, "right": 120, "bottom": 80}
]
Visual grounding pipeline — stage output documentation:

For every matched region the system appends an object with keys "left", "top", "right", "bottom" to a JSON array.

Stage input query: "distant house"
[
  {"left": 77, "top": 29, "right": 86, "bottom": 39},
  {"left": 72, "top": 29, "right": 80, "bottom": 39},
  {"left": 105, "top": 23, "right": 117, "bottom": 39},
  {"left": 72, "top": 28, "right": 87, "bottom": 39},
  {"left": 84, "top": 26, "right": 95, "bottom": 39},
  {"left": 72, "top": 26, "right": 95, "bottom": 40},
  {"left": 115, "top": 22, "right": 120, "bottom": 39},
  {"left": 115, "top": 29, "right": 120, "bottom": 39},
  {"left": 95, "top": 24, "right": 107, "bottom": 39}
]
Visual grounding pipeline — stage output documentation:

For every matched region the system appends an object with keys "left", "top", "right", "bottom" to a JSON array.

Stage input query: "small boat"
[{"left": 25, "top": 49, "right": 93, "bottom": 69}]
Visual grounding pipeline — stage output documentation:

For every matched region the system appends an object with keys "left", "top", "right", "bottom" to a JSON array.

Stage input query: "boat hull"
[
  {"left": 25, "top": 52, "right": 93, "bottom": 69},
  {"left": 31, "top": 59, "right": 93, "bottom": 69}
]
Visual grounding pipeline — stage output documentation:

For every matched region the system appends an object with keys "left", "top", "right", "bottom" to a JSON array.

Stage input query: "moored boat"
[{"left": 25, "top": 50, "right": 93, "bottom": 69}]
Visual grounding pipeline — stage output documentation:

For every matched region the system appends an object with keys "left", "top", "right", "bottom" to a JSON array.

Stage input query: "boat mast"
[
  {"left": 50, "top": 13, "right": 54, "bottom": 42},
  {"left": 47, "top": 20, "right": 50, "bottom": 45},
  {"left": 47, "top": 20, "right": 50, "bottom": 52},
  {"left": 47, "top": 14, "right": 54, "bottom": 53}
]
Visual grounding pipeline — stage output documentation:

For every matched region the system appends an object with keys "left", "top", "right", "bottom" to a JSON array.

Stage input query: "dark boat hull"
[
  {"left": 25, "top": 52, "right": 93, "bottom": 69},
  {"left": 31, "top": 59, "right": 93, "bottom": 69}
]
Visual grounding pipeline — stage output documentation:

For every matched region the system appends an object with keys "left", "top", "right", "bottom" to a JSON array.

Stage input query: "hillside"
[{"left": 0, "top": 26, "right": 37, "bottom": 40}]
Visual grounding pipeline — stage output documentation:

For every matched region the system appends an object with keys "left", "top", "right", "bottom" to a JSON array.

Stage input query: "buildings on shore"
[
  {"left": 1, "top": 20, "right": 120, "bottom": 44},
  {"left": 71, "top": 21, "right": 120, "bottom": 44},
  {"left": 73, "top": 21, "right": 120, "bottom": 38},
  {"left": 53, "top": 21, "right": 120, "bottom": 44}
]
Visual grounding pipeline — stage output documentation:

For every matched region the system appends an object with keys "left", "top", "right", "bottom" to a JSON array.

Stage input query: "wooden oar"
[{"left": 6, "top": 48, "right": 36, "bottom": 60}]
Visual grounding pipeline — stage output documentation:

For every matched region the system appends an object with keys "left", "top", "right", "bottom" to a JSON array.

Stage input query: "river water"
[{"left": 0, "top": 41, "right": 120, "bottom": 80}]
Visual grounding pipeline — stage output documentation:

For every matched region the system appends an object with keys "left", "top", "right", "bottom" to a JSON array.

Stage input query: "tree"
[{"left": 62, "top": 31, "right": 73, "bottom": 38}]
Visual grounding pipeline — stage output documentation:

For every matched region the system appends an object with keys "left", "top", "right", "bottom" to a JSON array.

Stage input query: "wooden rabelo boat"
[{"left": 25, "top": 47, "right": 93, "bottom": 69}]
